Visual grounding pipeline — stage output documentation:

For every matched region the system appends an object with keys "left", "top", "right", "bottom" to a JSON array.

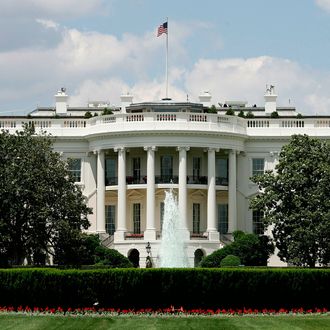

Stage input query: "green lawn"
[{"left": 0, "top": 314, "right": 329, "bottom": 330}]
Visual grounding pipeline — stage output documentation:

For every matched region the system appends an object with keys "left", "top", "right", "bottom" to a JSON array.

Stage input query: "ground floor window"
[
  {"left": 253, "top": 210, "right": 264, "bottom": 235},
  {"left": 160, "top": 202, "right": 164, "bottom": 232},
  {"left": 105, "top": 205, "right": 115, "bottom": 235},
  {"left": 133, "top": 203, "right": 141, "bottom": 234},
  {"left": 193, "top": 203, "right": 201, "bottom": 234},
  {"left": 218, "top": 204, "right": 228, "bottom": 234}
]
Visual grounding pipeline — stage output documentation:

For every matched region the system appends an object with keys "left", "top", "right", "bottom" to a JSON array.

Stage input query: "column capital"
[
  {"left": 114, "top": 146, "right": 125, "bottom": 153},
  {"left": 143, "top": 146, "right": 157, "bottom": 152},
  {"left": 205, "top": 147, "right": 219, "bottom": 153},
  {"left": 229, "top": 149, "right": 240, "bottom": 155},
  {"left": 176, "top": 146, "right": 190, "bottom": 152},
  {"left": 93, "top": 149, "right": 104, "bottom": 155}
]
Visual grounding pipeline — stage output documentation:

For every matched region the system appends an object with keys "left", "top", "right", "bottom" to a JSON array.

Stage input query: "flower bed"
[{"left": 0, "top": 306, "right": 328, "bottom": 317}]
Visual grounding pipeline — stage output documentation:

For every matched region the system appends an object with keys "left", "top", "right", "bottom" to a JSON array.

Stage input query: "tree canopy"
[
  {"left": 250, "top": 134, "right": 330, "bottom": 267},
  {"left": 0, "top": 126, "right": 91, "bottom": 266}
]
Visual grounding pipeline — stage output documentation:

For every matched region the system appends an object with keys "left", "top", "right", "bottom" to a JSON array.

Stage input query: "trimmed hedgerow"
[{"left": 0, "top": 268, "right": 328, "bottom": 310}]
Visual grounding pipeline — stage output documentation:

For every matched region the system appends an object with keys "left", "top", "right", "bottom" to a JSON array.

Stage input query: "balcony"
[
  {"left": 187, "top": 175, "right": 207, "bottom": 184},
  {"left": 155, "top": 175, "right": 178, "bottom": 184},
  {"left": 105, "top": 176, "right": 118, "bottom": 185},
  {"left": 126, "top": 175, "right": 147, "bottom": 184},
  {"left": 216, "top": 177, "right": 228, "bottom": 186}
]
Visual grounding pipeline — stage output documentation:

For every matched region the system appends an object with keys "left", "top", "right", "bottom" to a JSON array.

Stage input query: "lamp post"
[{"left": 145, "top": 242, "right": 152, "bottom": 268}]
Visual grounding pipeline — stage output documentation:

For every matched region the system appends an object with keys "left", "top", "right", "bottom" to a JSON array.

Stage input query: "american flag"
[{"left": 157, "top": 22, "right": 168, "bottom": 37}]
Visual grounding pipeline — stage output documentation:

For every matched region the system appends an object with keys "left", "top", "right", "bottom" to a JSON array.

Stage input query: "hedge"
[{"left": 0, "top": 268, "right": 328, "bottom": 309}]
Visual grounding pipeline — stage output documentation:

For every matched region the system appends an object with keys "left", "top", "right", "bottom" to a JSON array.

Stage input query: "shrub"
[
  {"left": 84, "top": 111, "right": 93, "bottom": 118},
  {"left": 238, "top": 110, "right": 245, "bottom": 118},
  {"left": 200, "top": 232, "right": 274, "bottom": 267},
  {"left": 207, "top": 105, "right": 217, "bottom": 113},
  {"left": 225, "top": 108, "right": 235, "bottom": 116},
  {"left": 270, "top": 111, "right": 279, "bottom": 118},
  {"left": 245, "top": 111, "right": 254, "bottom": 118},
  {"left": 0, "top": 268, "right": 328, "bottom": 310},
  {"left": 102, "top": 108, "right": 113, "bottom": 116},
  {"left": 220, "top": 255, "right": 241, "bottom": 267},
  {"left": 94, "top": 247, "right": 132, "bottom": 268}
]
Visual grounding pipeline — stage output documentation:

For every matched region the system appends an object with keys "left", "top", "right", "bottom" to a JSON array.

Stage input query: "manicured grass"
[{"left": 0, "top": 314, "right": 329, "bottom": 330}]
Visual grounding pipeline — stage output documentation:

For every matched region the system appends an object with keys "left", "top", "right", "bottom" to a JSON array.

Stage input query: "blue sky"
[{"left": 1, "top": 0, "right": 330, "bottom": 115}]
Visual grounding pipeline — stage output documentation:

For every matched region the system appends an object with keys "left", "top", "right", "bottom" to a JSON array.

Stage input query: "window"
[
  {"left": 161, "top": 155, "right": 173, "bottom": 182},
  {"left": 132, "top": 157, "right": 141, "bottom": 183},
  {"left": 105, "top": 205, "right": 116, "bottom": 235},
  {"left": 160, "top": 202, "right": 164, "bottom": 232},
  {"left": 105, "top": 158, "right": 117, "bottom": 185},
  {"left": 68, "top": 158, "right": 81, "bottom": 182},
  {"left": 193, "top": 203, "right": 201, "bottom": 234},
  {"left": 252, "top": 158, "right": 265, "bottom": 176},
  {"left": 218, "top": 204, "right": 228, "bottom": 234},
  {"left": 192, "top": 157, "right": 201, "bottom": 180},
  {"left": 133, "top": 203, "right": 141, "bottom": 234},
  {"left": 253, "top": 210, "right": 264, "bottom": 235},
  {"left": 216, "top": 158, "right": 228, "bottom": 185}
]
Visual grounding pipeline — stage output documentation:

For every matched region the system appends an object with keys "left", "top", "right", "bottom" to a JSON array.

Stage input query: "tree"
[
  {"left": 0, "top": 126, "right": 91, "bottom": 266},
  {"left": 238, "top": 110, "right": 245, "bottom": 118},
  {"left": 250, "top": 134, "right": 330, "bottom": 267},
  {"left": 225, "top": 108, "right": 235, "bottom": 116},
  {"left": 200, "top": 231, "right": 274, "bottom": 267}
]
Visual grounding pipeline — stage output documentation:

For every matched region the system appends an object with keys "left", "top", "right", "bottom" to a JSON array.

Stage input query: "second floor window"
[
  {"left": 216, "top": 158, "right": 228, "bottom": 185},
  {"left": 105, "top": 158, "right": 117, "bottom": 185},
  {"left": 252, "top": 158, "right": 265, "bottom": 176},
  {"left": 192, "top": 157, "right": 201, "bottom": 179},
  {"left": 132, "top": 157, "right": 141, "bottom": 182},
  {"left": 68, "top": 158, "right": 81, "bottom": 182},
  {"left": 161, "top": 155, "right": 173, "bottom": 180}
]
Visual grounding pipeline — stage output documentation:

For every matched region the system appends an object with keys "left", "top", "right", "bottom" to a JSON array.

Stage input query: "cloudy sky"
[{"left": 2, "top": 0, "right": 330, "bottom": 115}]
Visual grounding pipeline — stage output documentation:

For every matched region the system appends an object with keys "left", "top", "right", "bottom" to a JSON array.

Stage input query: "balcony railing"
[
  {"left": 126, "top": 175, "right": 147, "bottom": 184},
  {"left": 125, "top": 232, "right": 144, "bottom": 239},
  {"left": 216, "top": 177, "right": 228, "bottom": 186},
  {"left": 105, "top": 177, "right": 118, "bottom": 185},
  {"left": 190, "top": 232, "right": 208, "bottom": 239},
  {"left": 187, "top": 175, "right": 207, "bottom": 184},
  {"left": 155, "top": 175, "right": 178, "bottom": 184}
]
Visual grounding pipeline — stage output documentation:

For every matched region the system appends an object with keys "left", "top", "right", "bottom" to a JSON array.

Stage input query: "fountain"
[{"left": 158, "top": 189, "right": 189, "bottom": 267}]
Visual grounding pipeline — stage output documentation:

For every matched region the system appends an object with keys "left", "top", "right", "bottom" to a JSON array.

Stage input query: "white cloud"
[
  {"left": 36, "top": 18, "right": 59, "bottom": 30},
  {"left": 315, "top": 0, "right": 330, "bottom": 12},
  {"left": 0, "top": 0, "right": 105, "bottom": 18},
  {"left": 184, "top": 56, "right": 330, "bottom": 114}
]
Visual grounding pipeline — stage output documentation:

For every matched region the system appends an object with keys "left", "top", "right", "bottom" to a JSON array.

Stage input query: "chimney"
[
  {"left": 264, "top": 85, "right": 277, "bottom": 114},
  {"left": 55, "top": 87, "right": 68, "bottom": 115},
  {"left": 198, "top": 91, "right": 212, "bottom": 107},
  {"left": 120, "top": 93, "right": 133, "bottom": 113}
]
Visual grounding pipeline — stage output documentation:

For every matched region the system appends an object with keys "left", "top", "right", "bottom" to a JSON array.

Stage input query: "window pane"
[
  {"left": 105, "top": 205, "right": 116, "bottom": 235},
  {"left": 133, "top": 203, "right": 141, "bottom": 234},
  {"left": 218, "top": 204, "right": 228, "bottom": 234},
  {"left": 193, "top": 157, "right": 201, "bottom": 179},
  {"left": 160, "top": 202, "right": 164, "bottom": 231},
  {"left": 193, "top": 203, "right": 200, "bottom": 234},
  {"left": 252, "top": 158, "right": 265, "bottom": 176},
  {"left": 68, "top": 158, "right": 81, "bottom": 182},
  {"left": 216, "top": 158, "right": 228, "bottom": 185},
  {"left": 161, "top": 155, "right": 173, "bottom": 181},
  {"left": 106, "top": 158, "right": 117, "bottom": 185},
  {"left": 253, "top": 210, "right": 264, "bottom": 235},
  {"left": 133, "top": 157, "right": 141, "bottom": 182}
]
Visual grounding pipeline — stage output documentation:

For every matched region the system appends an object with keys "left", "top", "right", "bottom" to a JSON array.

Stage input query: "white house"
[{"left": 1, "top": 86, "right": 329, "bottom": 267}]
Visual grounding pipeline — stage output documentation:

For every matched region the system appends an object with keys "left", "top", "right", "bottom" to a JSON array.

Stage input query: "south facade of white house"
[{"left": 1, "top": 86, "right": 329, "bottom": 267}]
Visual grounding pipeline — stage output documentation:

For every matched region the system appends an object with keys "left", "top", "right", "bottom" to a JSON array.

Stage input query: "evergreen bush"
[
  {"left": 0, "top": 268, "right": 328, "bottom": 310},
  {"left": 220, "top": 255, "right": 241, "bottom": 267}
]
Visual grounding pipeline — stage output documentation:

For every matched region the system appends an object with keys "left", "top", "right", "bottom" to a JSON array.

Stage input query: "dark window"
[
  {"left": 161, "top": 155, "right": 173, "bottom": 181},
  {"left": 193, "top": 203, "right": 201, "bottom": 234},
  {"left": 253, "top": 210, "right": 264, "bottom": 235},
  {"left": 193, "top": 157, "right": 201, "bottom": 180},
  {"left": 133, "top": 203, "right": 141, "bottom": 234},
  {"left": 68, "top": 158, "right": 81, "bottom": 182},
  {"left": 105, "top": 158, "right": 117, "bottom": 185},
  {"left": 132, "top": 157, "right": 141, "bottom": 183},
  {"left": 216, "top": 158, "right": 228, "bottom": 185},
  {"left": 218, "top": 204, "right": 228, "bottom": 234},
  {"left": 105, "top": 205, "right": 116, "bottom": 235}
]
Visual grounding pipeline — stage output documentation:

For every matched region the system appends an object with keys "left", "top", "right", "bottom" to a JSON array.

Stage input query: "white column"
[
  {"left": 177, "top": 146, "right": 190, "bottom": 240},
  {"left": 144, "top": 146, "right": 156, "bottom": 240},
  {"left": 207, "top": 148, "right": 219, "bottom": 241},
  {"left": 96, "top": 150, "right": 105, "bottom": 233},
  {"left": 114, "top": 147, "right": 127, "bottom": 241},
  {"left": 228, "top": 150, "right": 237, "bottom": 233}
]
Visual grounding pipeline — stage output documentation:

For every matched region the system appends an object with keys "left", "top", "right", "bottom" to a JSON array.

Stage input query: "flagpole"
[{"left": 165, "top": 17, "right": 169, "bottom": 99}]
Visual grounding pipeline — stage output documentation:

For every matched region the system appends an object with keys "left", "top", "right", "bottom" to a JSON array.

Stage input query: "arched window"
[
  {"left": 194, "top": 249, "right": 204, "bottom": 267},
  {"left": 128, "top": 249, "right": 140, "bottom": 268}
]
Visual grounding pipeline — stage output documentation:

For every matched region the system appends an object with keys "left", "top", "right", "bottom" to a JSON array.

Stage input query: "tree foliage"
[
  {"left": 200, "top": 231, "right": 274, "bottom": 267},
  {"left": 0, "top": 126, "right": 91, "bottom": 266},
  {"left": 250, "top": 134, "right": 330, "bottom": 267}
]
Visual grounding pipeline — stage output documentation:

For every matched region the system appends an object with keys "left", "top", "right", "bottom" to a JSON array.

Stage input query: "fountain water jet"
[{"left": 158, "top": 189, "right": 189, "bottom": 267}]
